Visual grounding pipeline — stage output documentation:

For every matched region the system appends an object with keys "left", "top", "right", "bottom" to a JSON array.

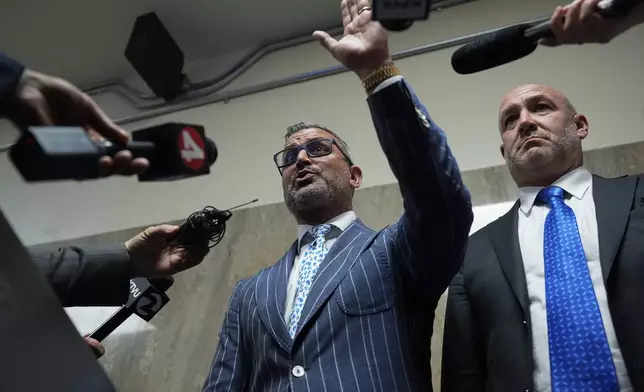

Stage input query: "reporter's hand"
[
  {"left": 83, "top": 335, "right": 105, "bottom": 359},
  {"left": 7, "top": 69, "right": 149, "bottom": 177},
  {"left": 539, "top": 0, "right": 644, "bottom": 47},
  {"left": 125, "top": 225, "right": 210, "bottom": 278}
]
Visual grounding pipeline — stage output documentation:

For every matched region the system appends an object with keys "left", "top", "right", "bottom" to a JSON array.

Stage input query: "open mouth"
[{"left": 294, "top": 170, "right": 316, "bottom": 184}]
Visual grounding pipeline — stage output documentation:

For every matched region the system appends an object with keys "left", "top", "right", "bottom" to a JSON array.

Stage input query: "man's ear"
[
  {"left": 574, "top": 114, "right": 589, "bottom": 140},
  {"left": 349, "top": 165, "right": 363, "bottom": 189}
]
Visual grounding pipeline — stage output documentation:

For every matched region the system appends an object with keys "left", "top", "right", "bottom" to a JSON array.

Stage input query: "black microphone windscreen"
[
  {"left": 205, "top": 137, "right": 217, "bottom": 166},
  {"left": 451, "top": 24, "right": 538, "bottom": 75}
]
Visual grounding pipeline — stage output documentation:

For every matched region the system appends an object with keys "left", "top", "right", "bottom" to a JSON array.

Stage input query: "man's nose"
[
  {"left": 518, "top": 110, "right": 537, "bottom": 136},
  {"left": 295, "top": 148, "right": 312, "bottom": 169}
]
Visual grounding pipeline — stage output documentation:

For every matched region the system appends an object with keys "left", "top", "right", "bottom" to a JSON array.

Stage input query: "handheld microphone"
[
  {"left": 170, "top": 199, "right": 259, "bottom": 249},
  {"left": 451, "top": 0, "right": 641, "bottom": 74},
  {"left": 88, "top": 277, "right": 173, "bottom": 342},
  {"left": 372, "top": 0, "right": 431, "bottom": 31},
  {"left": 9, "top": 123, "right": 217, "bottom": 182}
]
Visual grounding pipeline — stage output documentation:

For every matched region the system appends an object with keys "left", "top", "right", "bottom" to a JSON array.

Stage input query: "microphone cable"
[{"left": 171, "top": 198, "right": 258, "bottom": 249}]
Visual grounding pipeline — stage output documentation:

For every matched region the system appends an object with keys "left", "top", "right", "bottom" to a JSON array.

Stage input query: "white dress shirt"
[
  {"left": 517, "top": 167, "right": 632, "bottom": 392},
  {"left": 283, "top": 211, "right": 358, "bottom": 321}
]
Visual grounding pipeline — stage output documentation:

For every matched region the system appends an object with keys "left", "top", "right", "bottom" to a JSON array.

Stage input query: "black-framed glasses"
[{"left": 273, "top": 138, "right": 352, "bottom": 175}]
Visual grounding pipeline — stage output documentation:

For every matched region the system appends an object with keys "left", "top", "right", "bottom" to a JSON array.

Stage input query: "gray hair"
[{"left": 284, "top": 122, "right": 353, "bottom": 164}]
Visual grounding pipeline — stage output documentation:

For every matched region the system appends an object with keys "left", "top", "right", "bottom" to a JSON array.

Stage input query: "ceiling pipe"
[
  {"left": 87, "top": 0, "right": 474, "bottom": 109},
  {"left": 85, "top": 26, "right": 345, "bottom": 109},
  {"left": 113, "top": 15, "right": 549, "bottom": 126}
]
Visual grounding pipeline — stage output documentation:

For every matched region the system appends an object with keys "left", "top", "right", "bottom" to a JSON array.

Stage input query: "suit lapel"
[
  {"left": 293, "top": 219, "right": 376, "bottom": 340},
  {"left": 592, "top": 175, "right": 637, "bottom": 282},
  {"left": 489, "top": 201, "right": 530, "bottom": 318},
  {"left": 256, "top": 241, "right": 297, "bottom": 352}
]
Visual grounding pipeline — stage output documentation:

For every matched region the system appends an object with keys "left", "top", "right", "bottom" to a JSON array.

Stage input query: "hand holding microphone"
[
  {"left": 5, "top": 68, "right": 149, "bottom": 177},
  {"left": 539, "top": 0, "right": 644, "bottom": 47},
  {"left": 451, "top": 0, "right": 643, "bottom": 74},
  {"left": 125, "top": 224, "right": 210, "bottom": 278}
]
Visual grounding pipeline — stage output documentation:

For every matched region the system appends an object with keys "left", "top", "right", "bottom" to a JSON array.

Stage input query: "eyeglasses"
[{"left": 273, "top": 138, "right": 351, "bottom": 175}]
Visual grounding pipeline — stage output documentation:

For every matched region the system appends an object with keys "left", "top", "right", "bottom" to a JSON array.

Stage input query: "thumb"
[
  {"left": 538, "top": 37, "right": 560, "bottom": 47},
  {"left": 313, "top": 30, "right": 338, "bottom": 53},
  {"left": 148, "top": 224, "right": 180, "bottom": 239}
]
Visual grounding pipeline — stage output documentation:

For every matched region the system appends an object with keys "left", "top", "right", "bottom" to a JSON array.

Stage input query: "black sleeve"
[
  {"left": 441, "top": 269, "right": 486, "bottom": 392},
  {"left": 28, "top": 245, "right": 134, "bottom": 307},
  {"left": 0, "top": 52, "right": 25, "bottom": 117}
]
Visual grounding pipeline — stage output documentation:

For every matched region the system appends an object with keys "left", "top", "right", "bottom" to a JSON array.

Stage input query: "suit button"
[{"left": 292, "top": 365, "right": 305, "bottom": 378}]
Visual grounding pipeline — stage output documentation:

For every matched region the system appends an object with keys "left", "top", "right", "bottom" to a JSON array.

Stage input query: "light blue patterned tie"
[
  {"left": 288, "top": 224, "right": 333, "bottom": 338},
  {"left": 539, "top": 186, "right": 617, "bottom": 391}
]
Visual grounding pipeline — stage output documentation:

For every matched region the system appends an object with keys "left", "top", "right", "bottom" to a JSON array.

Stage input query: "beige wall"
[{"left": 1, "top": 0, "right": 643, "bottom": 246}]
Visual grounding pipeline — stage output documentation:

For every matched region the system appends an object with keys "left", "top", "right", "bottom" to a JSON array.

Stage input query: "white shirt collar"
[
  {"left": 296, "top": 210, "right": 357, "bottom": 251},
  {"left": 518, "top": 166, "right": 592, "bottom": 215}
]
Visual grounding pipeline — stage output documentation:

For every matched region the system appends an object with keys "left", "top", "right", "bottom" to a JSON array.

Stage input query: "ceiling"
[{"left": 0, "top": 0, "right": 343, "bottom": 89}]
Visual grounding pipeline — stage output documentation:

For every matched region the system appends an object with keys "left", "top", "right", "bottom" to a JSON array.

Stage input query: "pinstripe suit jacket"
[{"left": 203, "top": 79, "right": 473, "bottom": 392}]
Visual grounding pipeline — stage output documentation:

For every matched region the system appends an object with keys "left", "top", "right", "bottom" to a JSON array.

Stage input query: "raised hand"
[
  {"left": 312, "top": 0, "right": 392, "bottom": 80},
  {"left": 539, "top": 0, "right": 644, "bottom": 47}
]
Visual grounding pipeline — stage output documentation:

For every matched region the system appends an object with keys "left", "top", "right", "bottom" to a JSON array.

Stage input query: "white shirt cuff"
[{"left": 370, "top": 75, "right": 404, "bottom": 95}]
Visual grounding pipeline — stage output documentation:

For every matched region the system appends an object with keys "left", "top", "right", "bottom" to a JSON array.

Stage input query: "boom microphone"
[
  {"left": 9, "top": 123, "right": 217, "bottom": 182},
  {"left": 451, "top": 0, "right": 642, "bottom": 74},
  {"left": 88, "top": 277, "right": 174, "bottom": 342}
]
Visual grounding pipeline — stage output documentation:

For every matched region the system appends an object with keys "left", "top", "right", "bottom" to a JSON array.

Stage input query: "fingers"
[
  {"left": 564, "top": 0, "right": 583, "bottom": 32},
  {"left": 312, "top": 31, "right": 339, "bottom": 53},
  {"left": 83, "top": 95, "right": 130, "bottom": 144},
  {"left": 538, "top": 37, "right": 560, "bottom": 47},
  {"left": 341, "top": 0, "right": 352, "bottom": 27},
  {"left": 97, "top": 156, "right": 113, "bottom": 178},
  {"left": 83, "top": 335, "right": 105, "bottom": 359},
  {"left": 346, "top": 0, "right": 359, "bottom": 21},
  {"left": 580, "top": 0, "right": 602, "bottom": 20},
  {"left": 149, "top": 224, "right": 180, "bottom": 238},
  {"left": 112, "top": 150, "right": 134, "bottom": 174}
]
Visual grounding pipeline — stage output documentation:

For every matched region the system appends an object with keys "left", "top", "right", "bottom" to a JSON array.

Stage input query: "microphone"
[
  {"left": 451, "top": 0, "right": 641, "bottom": 74},
  {"left": 170, "top": 199, "right": 259, "bottom": 249},
  {"left": 9, "top": 123, "right": 217, "bottom": 182},
  {"left": 88, "top": 277, "right": 173, "bottom": 342},
  {"left": 372, "top": 0, "right": 431, "bottom": 31}
]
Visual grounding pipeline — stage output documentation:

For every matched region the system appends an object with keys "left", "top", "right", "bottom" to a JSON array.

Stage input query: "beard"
[
  {"left": 284, "top": 169, "right": 351, "bottom": 218},
  {"left": 507, "top": 123, "right": 578, "bottom": 172}
]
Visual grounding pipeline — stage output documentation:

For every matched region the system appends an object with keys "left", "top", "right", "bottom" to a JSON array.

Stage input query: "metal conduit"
[
  {"left": 86, "top": 26, "right": 346, "bottom": 109},
  {"left": 114, "top": 15, "right": 549, "bottom": 126},
  {"left": 90, "top": 0, "right": 473, "bottom": 109}
]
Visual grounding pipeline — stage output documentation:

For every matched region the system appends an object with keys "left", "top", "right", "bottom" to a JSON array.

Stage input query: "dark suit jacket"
[
  {"left": 0, "top": 51, "right": 24, "bottom": 116},
  {"left": 202, "top": 80, "right": 474, "bottom": 392},
  {"left": 29, "top": 246, "right": 133, "bottom": 307},
  {"left": 442, "top": 174, "right": 644, "bottom": 392}
]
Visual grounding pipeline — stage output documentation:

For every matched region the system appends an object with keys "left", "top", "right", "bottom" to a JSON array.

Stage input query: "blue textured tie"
[
  {"left": 288, "top": 224, "right": 333, "bottom": 338},
  {"left": 539, "top": 186, "right": 618, "bottom": 391}
]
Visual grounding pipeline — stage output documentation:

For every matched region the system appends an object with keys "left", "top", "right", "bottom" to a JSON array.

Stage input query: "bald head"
[
  {"left": 497, "top": 83, "right": 588, "bottom": 187},
  {"left": 499, "top": 84, "right": 577, "bottom": 130}
]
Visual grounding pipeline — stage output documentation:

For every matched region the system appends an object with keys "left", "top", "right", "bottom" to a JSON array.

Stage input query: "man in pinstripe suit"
[{"left": 202, "top": 0, "right": 474, "bottom": 390}]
